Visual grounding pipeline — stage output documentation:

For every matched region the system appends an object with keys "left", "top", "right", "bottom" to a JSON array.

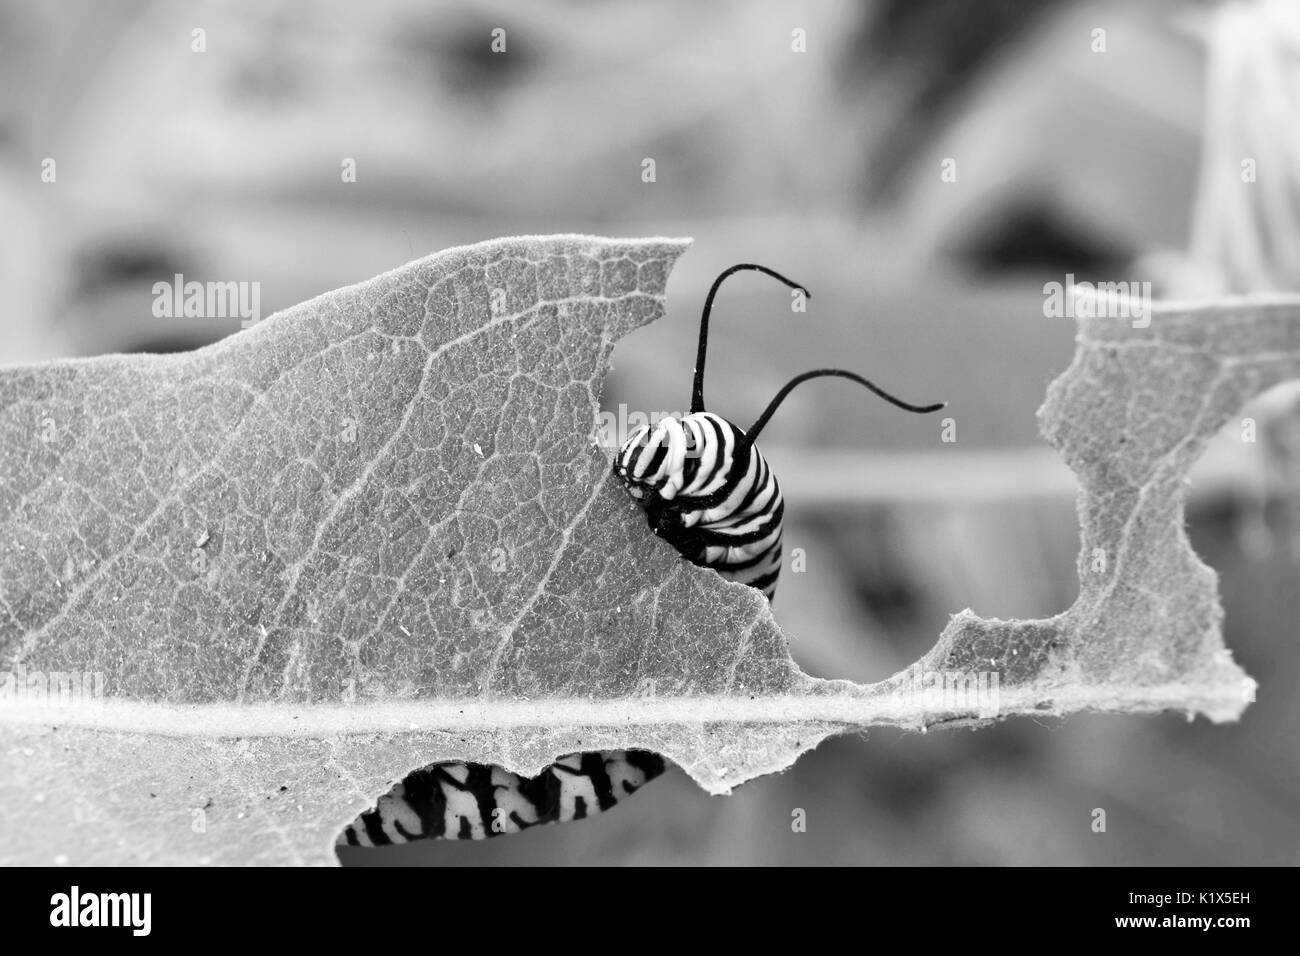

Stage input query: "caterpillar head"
[{"left": 613, "top": 414, "right": 701, "bottom": 503}]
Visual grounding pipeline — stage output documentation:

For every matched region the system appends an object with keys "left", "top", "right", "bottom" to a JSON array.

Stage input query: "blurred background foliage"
[{"left": 2, "top": 0, "right": 1297, "bottom": 864}]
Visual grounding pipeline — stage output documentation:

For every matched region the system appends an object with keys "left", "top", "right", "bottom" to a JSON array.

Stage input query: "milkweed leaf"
[{"left": 0, "top": 238, "right": 1287, "bottom": 864}]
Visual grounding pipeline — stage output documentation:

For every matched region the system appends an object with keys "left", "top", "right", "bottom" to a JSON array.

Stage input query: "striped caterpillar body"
[
  {"left": 339, "top": 750, "right": 664, "bottom": 847},
  {"left": 340, "top": 264, "right": 942, "bottom": 851},
  {"left": 615, "top": 411, "right": 784, "bottom": 598},
  {"left": 612, "top": 263, "right": 945, "bottom": 602}
]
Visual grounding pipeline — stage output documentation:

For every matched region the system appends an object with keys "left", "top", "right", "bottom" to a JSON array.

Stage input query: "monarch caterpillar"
[
  {"left": 339, "top": 263, "right": 943, "bottom": 852},
  {"left": 612, "top": 262, "right": 946, "bottom": 600},
  {"left": 338, "top": 750, "right": 664, "bottom": 848}
]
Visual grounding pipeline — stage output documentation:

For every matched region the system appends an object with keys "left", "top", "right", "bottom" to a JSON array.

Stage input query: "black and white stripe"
[
  {"left": 338, "top": 750, "right": 665, "bottom": 847},
  {"left": 614, "top": 411, "right": 784, "bottom": 598}
]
